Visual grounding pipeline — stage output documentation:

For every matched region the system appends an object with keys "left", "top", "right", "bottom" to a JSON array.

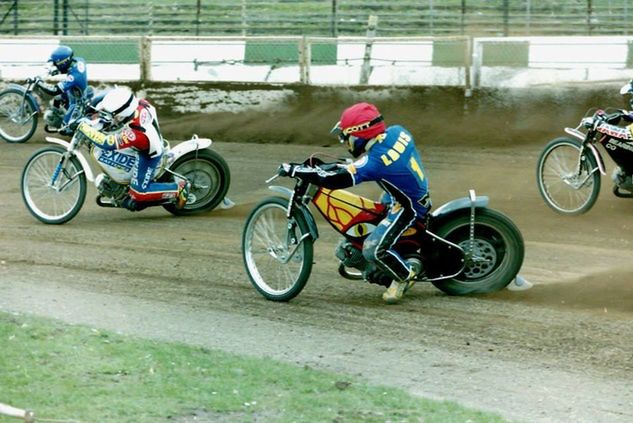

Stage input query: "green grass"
[{"left": 0, "top": 311, "right": 512, "bottom": 423}]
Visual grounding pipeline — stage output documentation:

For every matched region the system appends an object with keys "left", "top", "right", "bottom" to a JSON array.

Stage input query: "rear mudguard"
[
  {"left": 431, "top": 194, "right": 489, "bottom": 220},
  {"left": 564, "top": 127, "right": 607, "bottom": 175},
  {"left": 44, "top": 136, "right": 94, "bottom": 182},
  {"left": 6, "top": 84, "right": 40, "bottom": 113},
  {"left": 269, "top": 185, "right": 319, "bottom": 241},
  {"left": 166, "top": 136, "right": 212, "bottom": 167}
]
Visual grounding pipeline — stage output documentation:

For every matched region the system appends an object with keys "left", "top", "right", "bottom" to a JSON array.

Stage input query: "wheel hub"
[{"left": 459, "top": 239, "right": 497, "bottom": 278}]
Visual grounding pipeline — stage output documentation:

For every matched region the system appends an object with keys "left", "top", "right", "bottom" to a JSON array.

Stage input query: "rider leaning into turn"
[
  {"left": 33, "top": 45, "right": 88, "bottom": 135},
  {"left": 76, "top": 87, "right": 190, "bottom": 211},
  {"left": 279, "top": 102, "right": 431, "bottom": 304}
]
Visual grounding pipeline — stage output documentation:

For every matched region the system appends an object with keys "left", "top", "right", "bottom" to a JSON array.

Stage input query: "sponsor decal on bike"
[
  {"left": 96, "top": 149, "right": 136, "bottom": 172},
  {"left": 607, "top": 139, "right": 633, "bottom": 153},
  {"left": 598, "top": 125, "right": 629, "bottom": 139}
]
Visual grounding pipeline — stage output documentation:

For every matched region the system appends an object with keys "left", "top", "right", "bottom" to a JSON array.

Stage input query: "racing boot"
[
  {"left": 176, "top": 181, "right": 191, "bottom": 209},
  {"left": 382, "top": 258, "right": 422, "bottom": 304}
]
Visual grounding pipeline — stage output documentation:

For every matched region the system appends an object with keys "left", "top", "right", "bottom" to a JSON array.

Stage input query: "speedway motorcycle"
[
  {"left": 0, "top": 75, "right": 92, "bottom": 143},
  {"left": 21, "top": 128, "right": 230, "bottom": 224},
  {"left": 536, "top": 80, "right": 633, "bottom": 215},
  {"left": 241, "top": 158, "right": 525, "bottom": 302}
]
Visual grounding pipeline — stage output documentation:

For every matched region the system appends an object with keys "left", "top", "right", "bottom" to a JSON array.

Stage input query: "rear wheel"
[
  {"left": 242, "top": 197, "right": 313, "bottom": 301},
  {"left": 432, "top": 209, "right": 524, "bottom": 295},
  {"left": 21, "top": 146, "right": 86, "bottom": 224},
  {"left": 0, "top": 88, "right": 38, "bottom": 143},
  {"left": 163, "top": 149, "right": 230, "bottom": 215},
  {"left": 536, "top": 137, "right": 600, "bottom": 215}
]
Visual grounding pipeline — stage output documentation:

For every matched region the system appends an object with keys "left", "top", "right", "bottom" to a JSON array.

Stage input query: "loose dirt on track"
[{"left": 1, "top": 130, "right": 632, "bottom": 422}]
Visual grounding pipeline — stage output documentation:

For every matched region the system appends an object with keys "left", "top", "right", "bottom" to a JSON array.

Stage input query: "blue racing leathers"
[
  {"left": 292, "top": 125, "right": 431, "bottom": 282},
  {"left": 38, "top": 57, "right": 88, "bottom": 125}
]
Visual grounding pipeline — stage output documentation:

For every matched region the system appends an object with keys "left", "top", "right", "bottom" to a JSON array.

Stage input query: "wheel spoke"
[
  {"left": 0, "top": 90, "right": 36, "bottom": 142},
  {"left": 22, "top": 149, "right": 84, "bottom": 223},
  {"left": 243, "top": 200, "right": 309, "bottom": 300},
  {"left": 538, "top": 139, "right": 598, "bottom": 214}
]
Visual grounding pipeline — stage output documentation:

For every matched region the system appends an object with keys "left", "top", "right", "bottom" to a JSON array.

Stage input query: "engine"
[
  {"left": 334, "top": 239, "right": 367, "bottom": 270},
  {"left": 95, "top": 174, "right": 128, "bottom": 203},
  {"left": 612, "top": 167, "right": 633, "bottom": 192}
]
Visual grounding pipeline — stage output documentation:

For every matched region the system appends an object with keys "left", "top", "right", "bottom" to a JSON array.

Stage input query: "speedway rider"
[
  {"left": 75, "top": 87, "right": 189, "bottom": 211},
  {"left": 31, "top": 45, "right": 88, "bottom": 136},
  {"left": 278, "top": 102, "right": 431, "bottom": 304}
]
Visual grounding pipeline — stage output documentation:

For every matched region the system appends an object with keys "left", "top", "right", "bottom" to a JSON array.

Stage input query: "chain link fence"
[{"left": 1, "top": 0, "right": 632, "bottom": 37}]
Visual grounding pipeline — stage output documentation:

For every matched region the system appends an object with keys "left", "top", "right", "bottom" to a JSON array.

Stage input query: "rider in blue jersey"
[
  {"left": 35, "top": 45, "right": 88, "bottom": 135},
  {"left": 278, "top": 102, "right": 431, "bottom": 304}
]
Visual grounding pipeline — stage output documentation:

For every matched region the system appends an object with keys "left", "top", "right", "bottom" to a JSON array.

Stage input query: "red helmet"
[{"left": 332, "top": 102, "right": 386, "bottom": 157}]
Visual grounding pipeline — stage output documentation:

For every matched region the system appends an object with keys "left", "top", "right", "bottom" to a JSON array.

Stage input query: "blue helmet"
[{"left": 48, "top": 45, "right": 74, "bottom": 73}]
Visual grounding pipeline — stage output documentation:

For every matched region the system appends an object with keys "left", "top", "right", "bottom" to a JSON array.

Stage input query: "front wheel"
[
  {"left": 242, "top": 196, "right": 314, "bottom": 302},
  {"left": 21, "top": 146, "right": 87, "bottom": 224},
  {"left": 0, "top": 88, "right": 38, "bottom": 143},
  {"left": 162, "top": 149, "right": 230, "bottom": 215},
  {"left": 536, "top": 137, "right": 601, "bottom": 215},
  {"left": 432, "top": 209, "right": 524, "bottom": 295}
]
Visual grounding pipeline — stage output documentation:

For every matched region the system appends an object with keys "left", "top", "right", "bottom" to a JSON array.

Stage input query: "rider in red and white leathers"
[{"left": 76, "top": 87, "right": 188, "bottom": 211}]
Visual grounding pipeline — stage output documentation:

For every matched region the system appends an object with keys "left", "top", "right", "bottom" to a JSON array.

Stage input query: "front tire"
[
  {"left": 432, "top": 209, "right": 524, "bottom": 295},
  {"left": 242, "top": 196, "right": 314, "bottom": 302},
  {"left": 163, "top": 149, "right": 230, "bottom": 215},
  {"left": 0, "top": 88, "right": 38, "bottom": 143},
  {"left": 21, "top": 146, "right": 86, "bottom": 224},
  {"left": 536, "top": 137, "right": 601, "bottom": 215}
]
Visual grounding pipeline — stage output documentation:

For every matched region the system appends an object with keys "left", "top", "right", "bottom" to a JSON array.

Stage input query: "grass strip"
[{"left": 0, "top": 311, "right": 510, "bottom": 423}]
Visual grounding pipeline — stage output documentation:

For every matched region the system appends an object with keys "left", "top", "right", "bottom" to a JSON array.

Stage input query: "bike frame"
[
  {"left": 267, "top": 179, "right": 487, "bottom": 282},
  {"left": 43, "top": 133, "right": 213, "bottom": 187}
]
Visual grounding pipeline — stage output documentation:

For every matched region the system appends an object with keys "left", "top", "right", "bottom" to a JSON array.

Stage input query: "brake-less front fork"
[{"left": 49, "top": 153, "right": 82, "bottom": 192}]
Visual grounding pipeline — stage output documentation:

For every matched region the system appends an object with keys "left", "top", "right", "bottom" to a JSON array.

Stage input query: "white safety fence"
[{"left": 0, "top": 35, "right": 632, "bottom": 89}]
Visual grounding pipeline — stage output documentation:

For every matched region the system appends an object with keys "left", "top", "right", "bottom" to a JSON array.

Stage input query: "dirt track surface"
[{"left": 1, "top": 134, "right": 632, "bottom": 423}]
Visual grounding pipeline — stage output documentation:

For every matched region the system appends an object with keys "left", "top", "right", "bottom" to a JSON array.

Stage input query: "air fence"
[{"left": 1, "top": 35, "right": 633, "bottom": 89}]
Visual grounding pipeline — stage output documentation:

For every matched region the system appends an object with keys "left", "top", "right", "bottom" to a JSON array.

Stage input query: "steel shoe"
[
  {"left": 382, "top": 279, "right": 409, "bottom": 304},
  {"left": 176, "top": 181, "right": 191, "bottom": 209}
]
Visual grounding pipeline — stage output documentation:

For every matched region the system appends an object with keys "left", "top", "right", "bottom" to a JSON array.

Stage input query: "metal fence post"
[
  {"left": 62, "top": 0, "right": 68, "bottom": 35},
  {"left": 140, "top": 36, "right": 152, "bottom": 84},
  {"left": 359, "top": 15, "right": 378, "bottom": 85},
  {"left": 195, "top": 0, "right": 201, "bottom": 36},
  {"left": 331, "top": 0, "right": 337, "bottom": 37},
  {"left": 53, "top": 0, "right": 59, "bottom": 35},
  {"left": 12, "top": 0, "right": 18, "bottom": 35}
]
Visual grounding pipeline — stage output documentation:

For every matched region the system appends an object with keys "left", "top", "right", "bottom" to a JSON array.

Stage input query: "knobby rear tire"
[
  {"left": 432, "top": 209, "right": 524, "bottom": 295},
  {"left": 162, "top": 148, "right": 230, "bottom": 215}
]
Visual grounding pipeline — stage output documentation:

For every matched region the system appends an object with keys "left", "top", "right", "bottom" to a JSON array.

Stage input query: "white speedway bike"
[{"left": 21, "top": 129, "right": 230, "bottom": 224}]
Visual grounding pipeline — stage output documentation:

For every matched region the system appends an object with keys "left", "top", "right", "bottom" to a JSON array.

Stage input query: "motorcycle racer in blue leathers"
[
  {"left": 278, "top": 102, "right": 431, "bottom": 304},
  {"left": 34, "top": 45, "right": 88, "bottom": 135}
]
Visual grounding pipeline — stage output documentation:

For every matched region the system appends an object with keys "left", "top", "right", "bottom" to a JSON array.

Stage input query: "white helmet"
[{"left": 98, "top": 87, "right": 139, "bottom": 127}]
